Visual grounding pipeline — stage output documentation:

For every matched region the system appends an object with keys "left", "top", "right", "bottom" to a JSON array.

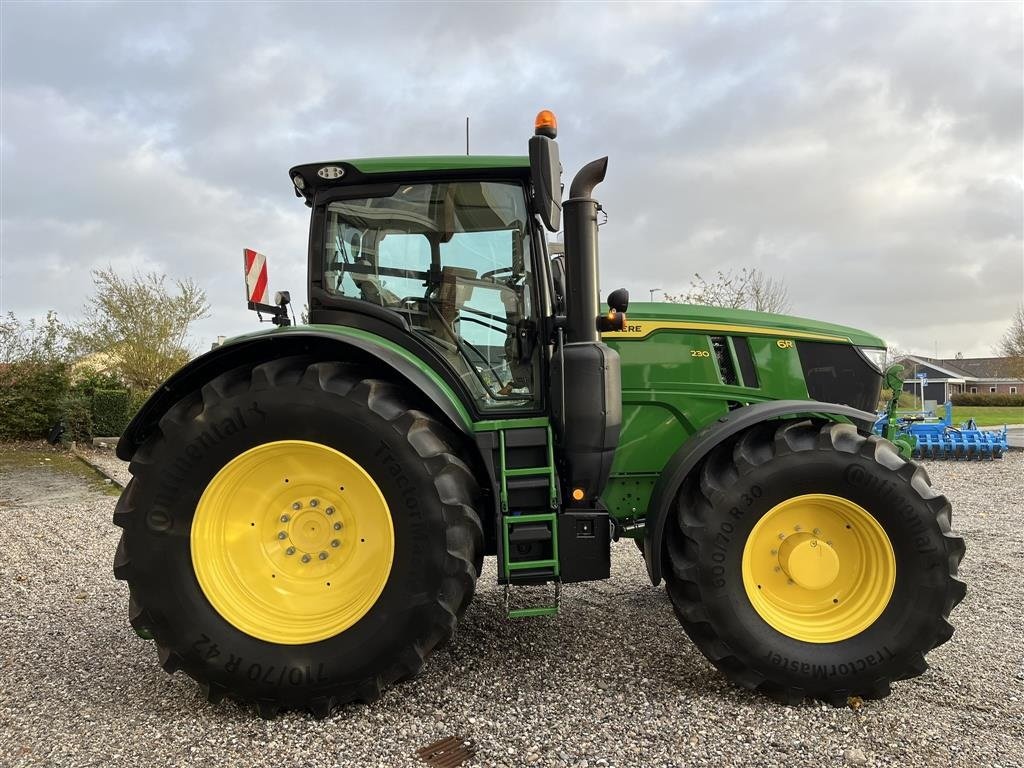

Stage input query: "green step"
[
  {"left": 506, "top": 559, "right": 558, "bottom": 571},
  {"left": 498, "top": 427, "right": 558, "bottom": 512},
  {"left": 507, "top": 605, "right": 559, "bottom": 619},
  {"left": 501, "top": 512, "right": 560, "bottom": 579},
  {"left": 503, "top": 582, "right": 561, "bottom": 619},
  {"left": 504, "top": 467, "right": 551, "bottom": 477}
]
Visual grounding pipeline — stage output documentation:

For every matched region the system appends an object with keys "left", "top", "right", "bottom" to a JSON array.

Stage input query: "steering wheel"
[{"left": 480, "top": 267, "right": 516, "bottom": 281}]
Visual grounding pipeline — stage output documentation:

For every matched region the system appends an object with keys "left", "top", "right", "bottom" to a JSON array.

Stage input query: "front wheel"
[
  {"left": 665, "top": 420, "right": 966, "bottom": 704},
  {"left": 113, "top": 357, "right": 483, "bottom": 717}
]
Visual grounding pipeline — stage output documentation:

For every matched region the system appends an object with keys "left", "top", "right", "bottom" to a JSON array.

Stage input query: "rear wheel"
[
  {"left": 114, "top": 357, "right": 483, "bottom": 717},
  {"left": 665, "top": 420, "right": 966, "bottom": 704}
]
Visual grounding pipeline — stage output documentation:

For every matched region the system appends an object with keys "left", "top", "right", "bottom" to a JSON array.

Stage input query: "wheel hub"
[
  {"left": 777, "top": 533, "right": 840, "bottom": 591},
  {"left": 267, "top": 498, "right": 348, "bottom": 577},
  {"left": 191, "top": 440, "right": 395, "bottom": 645},
  {"left": 741, "top": 493, "right": 896, "bottom": 643},
  {"left": 283, "top": 503, "right": 335, "bottom": 555}
]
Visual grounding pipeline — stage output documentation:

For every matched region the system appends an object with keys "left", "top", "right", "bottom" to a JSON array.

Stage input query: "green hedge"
[
  {"left": 71, "top": 370, "right": 123, "bottom": 400},
  {"left": 129, "top": 389, "right": 150, "bottom": 419},
  {"left": 92, "top": 388, "right": 131, "bottom": 436},
  {"left": 950, "top": 393, "right": 1024, "bottom": 407},
  {"left": 61, "top": 395, "right": 93, "bottom": 442},
  {"left": 0, "top": 361, "right": 69, "bottom": 439}
]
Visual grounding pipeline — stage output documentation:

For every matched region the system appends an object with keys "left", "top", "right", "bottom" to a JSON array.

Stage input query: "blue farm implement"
[
  {"left": 874, "top": 396, "right": 1008, "bottom": 460},
  {"left": 875, "top": 365, "right": 1008, "bottom": 460}
]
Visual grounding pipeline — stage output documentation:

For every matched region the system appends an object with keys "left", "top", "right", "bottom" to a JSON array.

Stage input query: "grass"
[
  {"left": 945, "top": 406, "right": 1024, "bottom": 427},
  {"left": 888, "top": 405, "right": 1024, "bottom": 427}
]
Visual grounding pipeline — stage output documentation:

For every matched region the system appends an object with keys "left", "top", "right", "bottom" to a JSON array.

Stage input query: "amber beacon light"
[{"left": 534, "top": 110, "right": 558, "bottom": 138}]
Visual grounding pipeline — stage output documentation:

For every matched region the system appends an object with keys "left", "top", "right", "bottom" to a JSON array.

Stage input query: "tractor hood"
[{"left": 609, "top": 302, "right": 886, "bottom": 349}]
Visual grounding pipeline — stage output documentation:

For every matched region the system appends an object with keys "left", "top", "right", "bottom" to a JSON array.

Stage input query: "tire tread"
[
  {"left": 664, "top": 420, "right": 966, "bottom": 703},
  {"left": 113, "top": 357, "right": 483, "bottom": 718}
]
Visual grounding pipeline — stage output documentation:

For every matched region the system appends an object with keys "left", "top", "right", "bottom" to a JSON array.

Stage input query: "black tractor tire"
[
  {"left": 664, "top": 419, "right": 966, "bottom": 704},
  {"left": 113, "top": 357, "right": 484, "bottom": 718}
]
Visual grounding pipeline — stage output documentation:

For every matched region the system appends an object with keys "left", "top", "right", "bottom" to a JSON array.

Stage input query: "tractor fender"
[
  {"left": 116, "top": 327, "right": 473, "bottom": 462},
  {"left": 642, "top": 400, "right": 877, "bottom": 585}
]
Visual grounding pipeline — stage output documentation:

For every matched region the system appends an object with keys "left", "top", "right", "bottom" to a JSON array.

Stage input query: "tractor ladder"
[{"left": 494, "top": 423, "right": 561, "bottom": 618}]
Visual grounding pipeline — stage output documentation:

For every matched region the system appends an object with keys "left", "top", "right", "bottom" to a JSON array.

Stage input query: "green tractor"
[{"left": 113, "top": 111, "right": 965, "bottom": 717}]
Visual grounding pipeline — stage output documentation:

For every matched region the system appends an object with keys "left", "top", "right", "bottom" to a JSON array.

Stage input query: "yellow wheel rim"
[
  {"left": 741, "top": 494, "right": 895, "bottom": 643},
  {"left": 191, "top": 440, "right": 394, "bottom": 645}
]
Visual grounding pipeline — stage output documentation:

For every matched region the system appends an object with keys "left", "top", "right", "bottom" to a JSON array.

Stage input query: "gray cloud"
[{"left": 2, "top": 1, "right": 1021, "bottom": 356}]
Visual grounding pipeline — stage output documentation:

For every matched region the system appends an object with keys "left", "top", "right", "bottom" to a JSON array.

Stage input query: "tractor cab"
[
  {"left": 288, "top": 111, "right": 622, "bottom": 415},
  {"left": 313, "top": 176, "right": 542, "bottom": 409}
]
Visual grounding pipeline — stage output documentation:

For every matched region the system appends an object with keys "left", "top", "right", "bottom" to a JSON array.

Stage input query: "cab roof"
[{"left": 288, "top": 155, "right": 530, "bottom": 204}]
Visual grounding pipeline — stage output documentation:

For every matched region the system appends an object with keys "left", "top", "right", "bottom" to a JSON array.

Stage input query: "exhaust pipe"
[{"left": 562, "top": 157, "right": 608, "bottom": 343}]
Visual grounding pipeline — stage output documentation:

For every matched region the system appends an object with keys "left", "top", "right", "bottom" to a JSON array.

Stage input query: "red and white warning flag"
[{"left": 243, "top": 248, "right": 268, "bottom": 304}]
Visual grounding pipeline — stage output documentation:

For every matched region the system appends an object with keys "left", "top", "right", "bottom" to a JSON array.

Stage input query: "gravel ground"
[{"left": 1, "top": 444, "right": 1022, "bottom": 768}]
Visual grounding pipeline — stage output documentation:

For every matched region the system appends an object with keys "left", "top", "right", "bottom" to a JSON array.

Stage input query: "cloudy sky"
[{"left": 2, "top": 1, "right": 1021, "bottom": 357}]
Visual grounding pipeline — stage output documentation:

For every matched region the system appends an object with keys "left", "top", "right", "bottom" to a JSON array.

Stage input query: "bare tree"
[
  {"left": 73, "top": 268, "right": 211, "bottom": 392},
  {"left": 997, "top": 303, "right": 1024, "bottom": 377},
  {"left": 884, "top": 345, "right": 909, "bottom": 369},
  {"left": 746, "top": 269, "right": 791, "bottom": 314},
  {"left": 998, "top": 304, "right": 1024, "bottom": 357},
  {"left": 664, "top": 267, "right": 791, "bottom": 314}
]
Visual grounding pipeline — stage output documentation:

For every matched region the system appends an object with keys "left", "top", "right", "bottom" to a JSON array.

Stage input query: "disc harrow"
[{"left": 875, "top": 400, "right": 1008, "bottom": 461}]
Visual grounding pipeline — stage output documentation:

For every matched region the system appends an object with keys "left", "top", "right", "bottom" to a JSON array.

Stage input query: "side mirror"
[
  {"left": 884, "top": 363, "right": 904, "bottom": 393},
  {"left": 529, "top": 135, "right": 561, "bottom": 232},
  {"left": 596, "top": 288, "right": 629, "bottom": 333},
  {"left": 607, "top": 288, "right": 629, "bottom": 313}
]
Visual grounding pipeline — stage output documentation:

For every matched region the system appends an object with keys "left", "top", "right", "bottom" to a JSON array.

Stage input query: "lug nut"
[
  {"left": 333, "top": 522, "right": 342, "bottom": 531},
  {"left": 292, "top": 501, "right": 302, "bottom": 510},
  {"left": 330, "top": 539, "right": 340, "bottom": 548},
  {"left": 794, "top": 524, "right": 802, "bottom": 531},
  {"left": 770, "top": 549, "right": 778, "bottom": 556},
  {"left": 813, "top": 528, "right": 822, "bottom": 536},
  {"left": 301, "top": 553, "right": 311, "bottom": 563},
  {"left": 280, "top": 514, "right": 290, "bottom": 523},
  {"left": 285, "top": 546, "right": 296, "bottom": 556},
  {"left": 310, "top": 499, "right": 319, "bottom": 508},
  {"left": 325, "top": 507, "right": 335, "bottom": 516},
  {"left": 778, "top": 533, "right": 786, "bottom": 540},
  {"left": 318, "top": 551, "right": 328, "bottom": 560},
  {"left": 277, "top": 531, "right": 287, "bottom": 540}
]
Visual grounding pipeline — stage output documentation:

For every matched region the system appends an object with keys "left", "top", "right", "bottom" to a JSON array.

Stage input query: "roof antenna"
[{"left": 466, "top": 116, "right": 470, "bottom": 155}]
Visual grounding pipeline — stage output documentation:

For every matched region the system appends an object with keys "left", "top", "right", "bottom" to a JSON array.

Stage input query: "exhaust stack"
[{"left": 562, "top": 157, "right": 609, "bottom": 343}]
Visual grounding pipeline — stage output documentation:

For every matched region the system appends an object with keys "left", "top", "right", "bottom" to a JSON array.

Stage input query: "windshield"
[{"left": 322, "top": 180, "right": 538, "bottom": 408}]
